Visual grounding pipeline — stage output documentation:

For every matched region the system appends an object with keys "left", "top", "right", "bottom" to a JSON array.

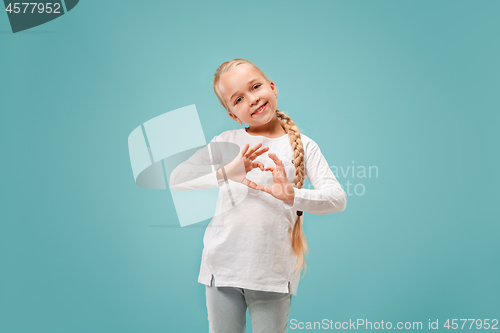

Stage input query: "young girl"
[{"left": 170, "top": 59, "right": 347, "bottom": 332}]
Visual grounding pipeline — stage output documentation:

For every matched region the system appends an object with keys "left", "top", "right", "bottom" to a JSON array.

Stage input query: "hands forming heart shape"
[{"left": 217, "top": 143, "right": 295, "bottom": 205}]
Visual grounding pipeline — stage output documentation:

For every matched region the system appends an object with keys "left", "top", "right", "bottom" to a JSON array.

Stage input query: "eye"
[{"left": 234, "top": 84, "right": 261, "bottom": 105}]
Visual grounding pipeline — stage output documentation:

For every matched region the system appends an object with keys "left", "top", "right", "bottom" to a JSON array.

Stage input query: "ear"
[
  {"left": 269, "top": 80, "right": 278, "bottom": 96},
  {"left": 227, "top": 112, "right": 239, "bottom": 122}
]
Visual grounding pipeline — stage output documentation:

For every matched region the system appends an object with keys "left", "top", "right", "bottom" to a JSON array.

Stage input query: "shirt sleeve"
[
  {"left": 282, "top": 138, "right": 347, "bottom": 215},
  {"left": 168, "top": 135, "right": 225, "bottom": 191}
]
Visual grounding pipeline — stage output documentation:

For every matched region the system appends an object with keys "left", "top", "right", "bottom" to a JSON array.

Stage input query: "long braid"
[{"left": 276, "top": 109, "right": 308, "bottom": 275}]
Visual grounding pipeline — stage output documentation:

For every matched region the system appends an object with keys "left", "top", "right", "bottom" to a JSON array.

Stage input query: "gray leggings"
[{"left": 205, "top": 276, "right": 292, "bottom": 333}]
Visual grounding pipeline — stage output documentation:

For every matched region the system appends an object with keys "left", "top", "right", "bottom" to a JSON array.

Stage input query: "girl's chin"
[{"left": 250, "top": 116, "right": 274, "bottom": 126}]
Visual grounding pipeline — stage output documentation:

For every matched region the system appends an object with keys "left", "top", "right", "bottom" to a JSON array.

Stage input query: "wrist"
[
  {"left": 284, "top": 187, "right": 295, "bottom": 205},
  {"left": 216, "top": 165, "right": 226, "bottom": 181},
  {"left": 216, "top": 166, "right": 223, "bottom": 180},
  {"left": 217, "top": 164, "right": 231, "bottom": 182}
]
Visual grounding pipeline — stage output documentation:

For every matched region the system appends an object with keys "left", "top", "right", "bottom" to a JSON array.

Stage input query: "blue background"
[{"left": 1, "top": 0, "right": 498, "bottom": 332}]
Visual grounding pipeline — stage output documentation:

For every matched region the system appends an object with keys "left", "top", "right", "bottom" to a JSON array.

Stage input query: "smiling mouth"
[{"left": 252, "top": 103, "right": 267, "bottom": 115}]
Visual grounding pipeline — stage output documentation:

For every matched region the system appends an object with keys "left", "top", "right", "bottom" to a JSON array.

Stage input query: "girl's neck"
[{"left": 245, "top": 117, "right": 286, "bottom": 138}]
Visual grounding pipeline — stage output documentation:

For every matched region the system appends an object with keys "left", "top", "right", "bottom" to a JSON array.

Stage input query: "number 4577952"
[
  {"left": 444, "top": 319, "right": 498, "bottom": 330},
  {"left": 5, "top": 3, "right": 61, "bottom": 14}
]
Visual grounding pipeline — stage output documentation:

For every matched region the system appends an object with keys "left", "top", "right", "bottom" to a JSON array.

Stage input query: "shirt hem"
[{"left": 198, "top": 274, "right": 297, "bottom": 296}]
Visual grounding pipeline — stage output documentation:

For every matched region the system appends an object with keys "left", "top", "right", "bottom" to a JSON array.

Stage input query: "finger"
[
  {"left": 252, "top": 146, "right": 269, "bottom": 159},
  {"left": 245, "top": 143, "right": 263, "bottom": 158},
  {"left": 248, "top": 145, "right": 268, "bottom": 161},
  {"left": 252, "top": 161, "right": 265, "bottom": 171},
  {"left": 240, "top": 143, "right": 250, "bottom": 157},
  {"left": 267, "top": 163, "right": 286, "bottom": 180},
  {"left": 268, "top": 153, "right": 285, "bottom": 168},
  {"left": 254, "top": 184, "right": 272, "bottom": 195},
  {"left": 242, "top": 178, "right": 259, "bottom": 190}
]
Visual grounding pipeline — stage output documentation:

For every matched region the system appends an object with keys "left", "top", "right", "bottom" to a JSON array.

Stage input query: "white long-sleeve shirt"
[{"left": 169, "top": 128, "right": 347, "bottom": 296}]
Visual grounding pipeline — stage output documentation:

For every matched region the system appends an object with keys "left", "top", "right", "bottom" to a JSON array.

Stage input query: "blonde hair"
[{"left": 213, "top": 58, "right": 308, "bottom": 275}]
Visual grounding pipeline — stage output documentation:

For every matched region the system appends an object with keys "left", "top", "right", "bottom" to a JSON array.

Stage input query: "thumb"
[{"left": 242, "top": 178, "right": 259, "bottom": 190}]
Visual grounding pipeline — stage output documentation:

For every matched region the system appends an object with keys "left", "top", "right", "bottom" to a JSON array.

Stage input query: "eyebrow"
[{"left": 229, "top": 78, "right": 260, "bottom": 103}]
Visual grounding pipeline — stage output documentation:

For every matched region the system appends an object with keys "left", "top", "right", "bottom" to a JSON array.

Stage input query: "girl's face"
[{"left": 218, "top": 64, "right": 278, "bottom": 127}]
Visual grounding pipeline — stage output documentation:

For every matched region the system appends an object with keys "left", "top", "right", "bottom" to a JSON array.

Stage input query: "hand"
[
  {"left": 218, "top": 143, "right": 269, "bottom": 188},
  {"left": 253, "top": 153, "right": 295, "bottom": 204}
]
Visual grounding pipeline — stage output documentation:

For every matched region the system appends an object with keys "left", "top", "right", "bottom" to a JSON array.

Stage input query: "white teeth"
[{"left": 253, "top": 103, "right": 265, "bottom": 115}]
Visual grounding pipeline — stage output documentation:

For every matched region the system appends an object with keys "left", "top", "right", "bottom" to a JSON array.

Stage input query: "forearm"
[{"left": 282, "top": 185, "right": 347, "bottom": 215}]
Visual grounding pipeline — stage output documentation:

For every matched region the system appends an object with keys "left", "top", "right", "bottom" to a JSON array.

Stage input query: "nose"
[{"left": 248, "top": 93, "right": 259, "bottom": 106}]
